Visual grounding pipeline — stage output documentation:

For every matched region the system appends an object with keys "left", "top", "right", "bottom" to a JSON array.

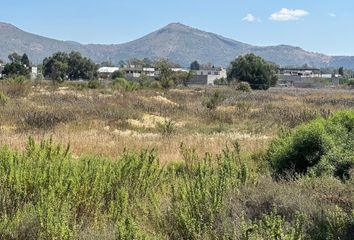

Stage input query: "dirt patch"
[{"left": 128, "top": 114, "right": 169, "bottom": 129}]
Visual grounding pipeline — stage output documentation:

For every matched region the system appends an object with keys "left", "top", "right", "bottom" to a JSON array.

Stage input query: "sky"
[{"left": 1, "top": 0, "right": 353, "bottom": 56}]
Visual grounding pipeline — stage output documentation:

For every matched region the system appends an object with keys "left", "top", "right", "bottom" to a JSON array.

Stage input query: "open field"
[
  {"left": 1, "top": 82, "right": 353, "bottom": 161},
  {"left": 0, "top": 81, "right": 353, "bottom": 239}
]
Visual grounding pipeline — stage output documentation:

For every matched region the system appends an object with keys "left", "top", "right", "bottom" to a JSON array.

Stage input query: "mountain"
[{"left": 1, "top": 22, "right": 354, "bottom": 68}]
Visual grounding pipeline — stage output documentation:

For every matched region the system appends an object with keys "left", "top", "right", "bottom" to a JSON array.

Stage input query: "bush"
[
  {"left": 112, "top": 78, "right": 140, "bottom": 91},
  {"left": 24, "top": 110, "right": 76, "bottom": 129},
  {"left": 267, "top": 110, "right": 354, "bottom": 179},
  {"left": 0, "top": 76, "right": 31, "bottom": 97},
  {"left": 0, "top": 91, "right": 8, "bottom": 106},
  {"left": 236, "top": 81, "right": 252, "bottom": 92},
  {"left": 203, "top": 91, "right": 224, "bottom": 110},
  {"left": 165, "top": 142, "right": 249, "bottom": 239},
  {"left": 156, "top": 119, "right": 176, "bottom": 137},
  {"left": 87, "top": 79, "right": 101, "bottom": 89}
]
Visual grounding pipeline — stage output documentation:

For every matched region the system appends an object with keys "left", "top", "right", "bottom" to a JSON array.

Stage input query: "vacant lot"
[
  {"left": 1, "top": 83, "right": 353, "bottom": 161},
  {"left": 0, "top": 81, "right": 353, "bottom": 239}
]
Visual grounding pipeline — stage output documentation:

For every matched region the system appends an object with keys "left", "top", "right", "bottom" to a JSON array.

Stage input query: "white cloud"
[
  {"left": 242, "top": 14, "right": 260, "bottom": 22},
  {"left": 270, "top": 8, "right": 309, "bottom": 21},
  {"left": 329, "top": 13, "right": 336, "bottom": 17}
]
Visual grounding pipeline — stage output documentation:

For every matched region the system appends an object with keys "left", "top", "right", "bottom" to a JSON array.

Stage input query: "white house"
[
  {"left": 98, "top": 67, "right": 120, "bottom": 79},
  {"left": 190, "top": 67, "right": 227, "bottom": 85}
]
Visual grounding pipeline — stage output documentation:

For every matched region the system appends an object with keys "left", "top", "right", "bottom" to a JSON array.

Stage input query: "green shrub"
[
  {"left": 87, "top": 79, "right": 101, "bottom": 89},
  {"left": 165, "top": 142, "right": 249, "bottom": 239},
  {"left": 0, "top": 138, "right": 164, "bottom": 239},
  {"left": 237, "top": 81, "right": 252, "bottom": 92},
  {"left": 203, "top": 90, "right": 223, "bottom": 110},
  {"left": 241, "top": 211, "right": 305, "bottom": 240},
  {"left": 0, "top": 76, "right": 31, "bottom": 97},
  {"left": 112, "top": 78, "right": 140, "bottom": 91},
  {"left": 156, "top": 119, "right": 176, "bottom": 137},
  {"left": 0, "top": 91, "right": 8, "bottom": 106},
  {"left": 267, "top": 110, "right": 354, "bottom": 179}
]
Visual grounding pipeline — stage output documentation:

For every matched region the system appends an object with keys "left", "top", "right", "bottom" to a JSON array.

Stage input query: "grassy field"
[{"left": 0, "top": 80, "right": 353, "bottom": 239}]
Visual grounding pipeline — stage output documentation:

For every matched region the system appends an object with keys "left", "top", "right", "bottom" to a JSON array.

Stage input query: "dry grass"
[{"left": 0, "top": 82, "right": 353, "bottom": 162}]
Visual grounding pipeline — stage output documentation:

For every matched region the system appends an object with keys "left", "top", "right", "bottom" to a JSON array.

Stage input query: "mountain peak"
[
  {"left": 0, "top": 22, "right": 17, "bottom": 30},
  {"left": 162, "top": 22, "right": 195, "bottom": 31}
]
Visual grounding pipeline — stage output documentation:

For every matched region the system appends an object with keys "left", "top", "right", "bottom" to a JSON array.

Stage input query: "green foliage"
[
  {"left": 156, "top": 119, "right": 176, "bottom": 136},
  {"left": 213, "top": 77, "right": 228, "bottom": 85},
  {"left": 155, "top": 59, "right": 174, "bottom": 89},
  {"left": 227, "top": 54, "right": 278, "bottom": 90},
  {"left": 1, "top": 53, "right": 31, "bottom": 78},
  {"left": 190, "top": 61, "right": 200, "bottom": 71},
  {"left": 2, "top": 62, "right": 30, "bottom": 78},
  {"left": 43, "top": 51, "right": 98, "bottom": 82},
  {"left": 203, "top": 90, "right": 224, "bottom": 110},
  {"left": 242, "top": 211, "right": 306, "bottom": 240},
  {"left": 237, "top": 81, "right": 252, "bottom": 92},
  {"left": 0, "top": 138, "right": 164, "bottom": 239},
  {"left": 165, "top": 142, "right": 250, "bottom": 239},
  {"left": 0, "top": 91, "right": 8, "bottom": 106},
  {"left": 87, "top": 79, "right": 101, "bottom": 89},
  {"left": 0, "top": 76, "right": 30, "bottom": 97},
  {"left": 267, "top": 110, "right": 354, "bottom": 179},
  {"left": 111, "top": 70, "right": 124, "bottom": 79},
  {"left": 112, "top": 78, "right": 140, "bottom": 91}
]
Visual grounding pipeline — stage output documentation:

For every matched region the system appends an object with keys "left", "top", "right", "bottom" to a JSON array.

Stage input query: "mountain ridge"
[{"left": 0, "top": 21, "right": 353, "bottom": 68}]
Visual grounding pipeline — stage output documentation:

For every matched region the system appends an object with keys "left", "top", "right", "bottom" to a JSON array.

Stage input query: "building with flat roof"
[{"left": 189, "top": 67, "right": 227, "bottom": 85}]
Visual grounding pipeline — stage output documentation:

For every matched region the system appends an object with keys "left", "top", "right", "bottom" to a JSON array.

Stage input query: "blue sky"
[{"left": 1, "top": 0, "right": 353, "bottom": 56}]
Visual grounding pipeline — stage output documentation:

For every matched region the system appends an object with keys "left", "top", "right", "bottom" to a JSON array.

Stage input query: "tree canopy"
[
  {"left": 190, "top": 61, "right": 200, "bottom": 70},
  {"left": 43, "top": 51, "right": 98, "bottom": 82},
  {"left": 227, "top": 54, "right": 278, "bottom": 90},
  {"left": 1, "top": 53, "right": 31, "bottom": 78}
]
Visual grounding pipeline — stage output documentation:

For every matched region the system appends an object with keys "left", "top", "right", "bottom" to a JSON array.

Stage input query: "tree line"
[{"left": 4, "top": 51, "right": 350, "bottom": 90}]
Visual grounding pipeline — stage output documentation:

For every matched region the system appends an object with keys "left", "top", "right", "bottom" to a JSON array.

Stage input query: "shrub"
[
  {"left": 112, "top": 78, "right": 139, "bottom": 91},
  {"left": 267, "top": 110, "right": 354, "bottom": 179},
  {"left": 165, "top": 142, "right": 250, "bottom": 239},
  {"left": 156, "top": 119, "right": 176, "bottom": 137},
  {"left": 0, "top": 76, "right": 31, "bottom": 97},
  {"left": 24, "top": 110, "right": 75, "bottom": 129},
  {"left": 203, "top": 91, "right": 223, "bottom": 110},
  {"left": 87, "top": 79, "right": 101, "bottom": 89},
  {"left": 0, "top": 91, "right": 8, "bottom": 106},
  {"left": 236, "top": 81, "right": 252, "bottom": 92}
]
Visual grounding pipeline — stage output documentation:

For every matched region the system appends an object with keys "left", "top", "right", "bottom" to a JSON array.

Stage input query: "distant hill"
[{"left": 1, "top": 22, "right": 354, "bottom": 68}]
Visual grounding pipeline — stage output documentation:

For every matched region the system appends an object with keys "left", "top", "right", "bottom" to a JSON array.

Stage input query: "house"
[
  {"left": 278, "top": 68, "right": 340, "bottom": 88},
  {"left": 30, "top": 66, "right": 38, "bottom": 80},
  {"left": 189, "top": 66, "right": 227, "bottom": 85},
  {"left": 121, "top": 65, "right": 156, "bottom": 79},
  {"left": 171, "top": 68, "right": 189, "bottom": 73},
  {"left": 98, "top": 67, "right": 120, "bottom": 79}
]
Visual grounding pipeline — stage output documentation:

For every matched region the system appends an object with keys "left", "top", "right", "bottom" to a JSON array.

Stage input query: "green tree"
[
  {"left": 155, "top": 59, "right": 174, "bottom": 89},
  {"left": 8, "top": 52, "right": 22, "bottom": 63},
  {"left": 227, "top": 54, "right": 278, "bottom": 90},
  {"left": 338, "top": 67, "right": 344, "bottom": 76},
  {"left": 111, "top": 70, "right": 124, "bottom": 79},
  {"left": 2, "top": 53, "right": 31, "bottom": 78},
  {"left": 2, "top": 62, "right": 30, "bottom": 77},
  {"left": 21, "top": 53, "right": 30, "bottom": 67},
  {"left": 43, "top": 52, "right": 69, "bottom": 82},
  {"left": 43, "top": 51, "right": 98, "bottom": 82},
  {"left": 190, "top": 60, "right": 200, "bottom": 70},
  {"left": 171, "top": 71, "right": 192, "bottom": 86},
  {"left": 67, "top": 51, "right": 98, "bottom": 80}
]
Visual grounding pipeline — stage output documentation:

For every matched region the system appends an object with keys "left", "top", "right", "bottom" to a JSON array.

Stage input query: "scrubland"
[{"left": 0, "top": 79, "right": 353, "bottom": 239}]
